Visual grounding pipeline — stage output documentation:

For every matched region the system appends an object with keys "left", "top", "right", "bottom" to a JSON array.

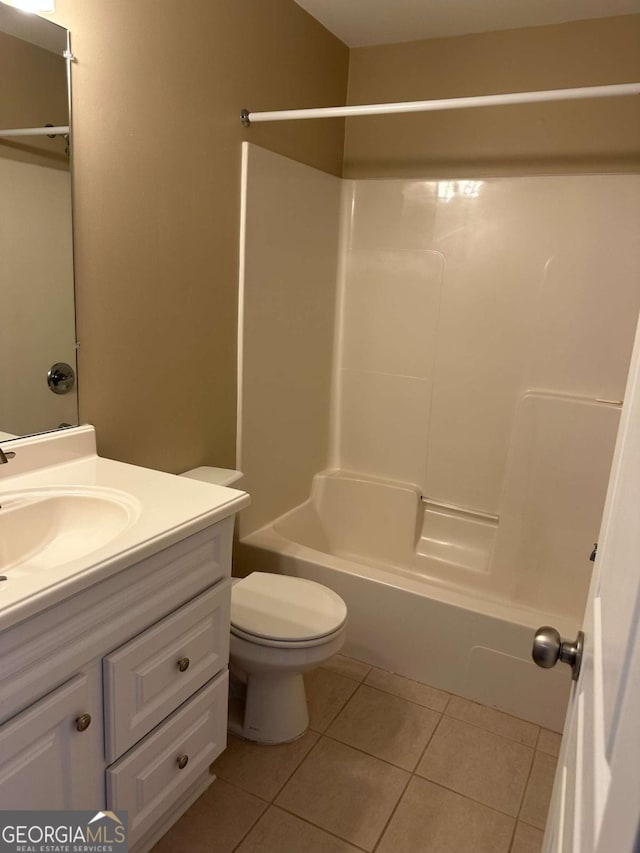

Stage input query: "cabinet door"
[{"left": 0, "top": 671, "right": 103, "bottom": 810}]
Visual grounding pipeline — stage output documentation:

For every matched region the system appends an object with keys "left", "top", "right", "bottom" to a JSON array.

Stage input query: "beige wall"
[
  {"left": 49, "top": 0, "right": 348, "bottom": 472},
  {"left": 344, "top": 15, "right": 640, "bottom": 178}
]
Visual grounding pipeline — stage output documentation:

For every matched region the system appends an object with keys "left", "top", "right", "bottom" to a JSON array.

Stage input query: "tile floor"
[{"left": 153, "top": 655, "right": 561, "bottom": 853}]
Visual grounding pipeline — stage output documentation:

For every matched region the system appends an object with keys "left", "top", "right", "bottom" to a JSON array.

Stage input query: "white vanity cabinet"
[{"left": 0, "top": 516, "right": 236, "bottom": 852}]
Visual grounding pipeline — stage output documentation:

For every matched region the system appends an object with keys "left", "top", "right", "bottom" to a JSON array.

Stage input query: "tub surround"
[
  {"left": 337, "top": 176, "right": 638, "bottom": 524},
  {"left": 0, "top": 426, "right": 249, "bottom": 852},
  {"left": 236, "top": 148, "right": 640, "bottom": 731},
  {"left": 239, "top": 154, "right": 639, "bottom": 617},
  {"left": 237, "top": 143, "right": 342, "bottom": 536}
]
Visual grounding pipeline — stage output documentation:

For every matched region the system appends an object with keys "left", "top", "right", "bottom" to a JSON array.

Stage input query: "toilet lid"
[{"left": 230, "top": 573, "right": 347, "bottom": 643}]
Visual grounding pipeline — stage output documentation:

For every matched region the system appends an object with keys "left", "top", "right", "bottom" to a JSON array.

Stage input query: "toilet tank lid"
[{"left": 180, "top": 466, "right": 243, "bottom": 487}]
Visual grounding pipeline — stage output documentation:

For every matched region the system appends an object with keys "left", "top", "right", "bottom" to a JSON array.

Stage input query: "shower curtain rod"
[
  {"left": 0, "top": 125, "right": 69, "bottom": 138},
  {"left": 240, "top": 82, "right": 640, "bottom": 125}
]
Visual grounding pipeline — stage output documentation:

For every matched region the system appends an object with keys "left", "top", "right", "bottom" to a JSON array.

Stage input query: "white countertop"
[{"left": 0, "top": 426, "right": 249, "bottom": 631}]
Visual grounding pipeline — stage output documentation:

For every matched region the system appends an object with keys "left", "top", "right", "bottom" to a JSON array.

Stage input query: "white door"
[{"left": 542, "top": 316, "right": 640, "bottom": 852}]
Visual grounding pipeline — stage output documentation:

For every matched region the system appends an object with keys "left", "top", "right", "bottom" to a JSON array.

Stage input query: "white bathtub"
[{"left": 236, "top": 471, "right": 576, "bottom": 731}]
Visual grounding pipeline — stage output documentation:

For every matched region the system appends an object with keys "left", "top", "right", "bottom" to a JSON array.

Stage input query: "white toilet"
[
  {"left": 181, "top": 466, "right": 348, "bottom": 744},
  {"left": 229, "top": 571, "right": 347, "bottom": 743}
]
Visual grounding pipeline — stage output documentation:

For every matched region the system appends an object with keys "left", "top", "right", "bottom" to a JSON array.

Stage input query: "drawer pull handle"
[
  {"left": 75, "top": 713, "right": 92, "bottom": 732},
  {"left": 177, "top": 754, "right": 189, "bottom": 770},
  {"left": 177, "top": 657, "right": 190, "bottom": 673}
]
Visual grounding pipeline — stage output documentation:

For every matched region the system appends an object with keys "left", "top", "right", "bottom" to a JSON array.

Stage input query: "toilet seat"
[
  {"left": 230, "top": 623, "right": 345, "bottom": 649},
  {"left": 231, "top": 572, "right": 347, "bottom": 647}
]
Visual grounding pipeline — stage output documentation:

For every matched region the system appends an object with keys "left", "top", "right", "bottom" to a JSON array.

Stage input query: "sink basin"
[{"left": 0, "top": 487, "right": 141, "bottom": 578}]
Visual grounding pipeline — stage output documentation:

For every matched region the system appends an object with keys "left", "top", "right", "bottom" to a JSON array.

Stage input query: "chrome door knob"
[{"left": 532, "top": 626, "right": 584, "bottom": 681}]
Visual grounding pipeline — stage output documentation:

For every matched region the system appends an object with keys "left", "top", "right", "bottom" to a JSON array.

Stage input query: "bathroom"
[{"left": 1, "top": 0, "right": 640, "bottom": 851}]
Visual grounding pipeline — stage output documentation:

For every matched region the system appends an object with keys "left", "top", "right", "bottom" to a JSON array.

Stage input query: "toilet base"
[{"left": 228, "top": 670, "right": 309, "bottom": 744}]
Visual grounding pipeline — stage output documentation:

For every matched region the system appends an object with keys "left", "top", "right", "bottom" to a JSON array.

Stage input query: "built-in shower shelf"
[
  {"left": 416, "top": 498, "right": 498, "bottom": 574},
  {"left": 419, "top": 496, "right": 499, "bottom": 522}
]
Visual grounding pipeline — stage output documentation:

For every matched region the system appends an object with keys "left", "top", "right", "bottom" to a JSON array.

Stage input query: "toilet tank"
[{"left": 180, "top": 466, "right": 244, "bottom": 487}]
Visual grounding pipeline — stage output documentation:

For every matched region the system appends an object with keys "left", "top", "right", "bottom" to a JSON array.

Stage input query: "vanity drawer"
[
  {"left": 106, "top": 671, "right": 228, "bottom": 847},
  {"left": 104, "top": 580, "right": 230, "bottom": 761}
]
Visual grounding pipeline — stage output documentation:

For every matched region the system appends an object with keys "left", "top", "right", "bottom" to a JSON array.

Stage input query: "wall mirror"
[{"left": 0, "top": 2, "right": 77, "bottom": 441}]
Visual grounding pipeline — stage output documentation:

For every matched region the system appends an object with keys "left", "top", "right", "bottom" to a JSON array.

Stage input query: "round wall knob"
[
  {"left": 177, "top": 754, "right": 189, "bottom": 770},
  {"left": 47, "top": 362, "right": 76, "bottom": 395},
  {"left": 177, "top": 657, "right": 190, "bottom": 672},
  {"left": 75, "top": 713, "right": 92, "bottom": 732},
  {"left": 532, "top": 626, "right": 584, "bottom": 681}
]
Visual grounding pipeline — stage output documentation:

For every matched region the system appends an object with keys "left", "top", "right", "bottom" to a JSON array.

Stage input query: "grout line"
[
  {"left": 442, "top": 707, "right": 539, "bottom": 748},
  {"left": 445, "top": 694, "right": 542, "bottom": 728},
  {"left": 529, "top": 747, "right": 560, "bottom": 826},
  {"left": 337, "top": 656, "right": 545, "bottom": 742},
  {"left": 228, "top": 796, "right": 269, "bottom": 853},
  {"left": 318, "top": 662, "right": 369, "bottom": 685},
  {"left": 269, "top": 733, "right": 325, "bottom": 803},
  {"left": 410, "top": 707, "right": 445, "bottom": 771},
  {"left": 410, "top": 774, "right": 521, "bottom": 822},
  {"left": 281, "top": 731, "right": 531, "bottom": 851},
  {"left": 321, "top": 658, "right": 370, "bottom": 674},
  {"left": 200, "top": 778, "right": 270, "bottom": 853},
  {"left": 535, "top": 727, "right": 564, "bottom": 756},
  {"left": 319, "top": 727, "right": 435, "bottom": 776},
  {"left": 534, "top": 726, "right": 543, "bottom": 750},
  {"left": 360, "top": 679, "right": 450, "bottom": 715},
  {"left": 411, "top": 717, "right": 530, "bottom": 821},
  {"left": 321, "top": 664, "right": 372, "bottom": 684},
  {"left": 517, "top": 815, "right": 547, "bottom": 832},
  {"left": 271, "top": 803, "right": 371, "bottom": 852},
  {"left": 371, "top": 768, "right": 413, "bottom": 853},
  {"left": 215, "top": 776, "right": 271, "bottom": 805},
  {"left": 222, "top": 730, "right": 323, "bottom": 805},
  {"left": 311, "top": 676, "right": 361, "bottom": 734},
  {"left": 516, "top": 742, "right": 539, "bottom": 822}
]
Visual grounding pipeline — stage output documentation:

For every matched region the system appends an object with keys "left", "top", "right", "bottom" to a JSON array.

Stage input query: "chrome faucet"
[{"left": 0, "top": 447, "right": 16, "bottom": 464}]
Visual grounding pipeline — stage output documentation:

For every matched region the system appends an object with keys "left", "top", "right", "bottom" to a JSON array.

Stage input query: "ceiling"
[
  {"left": 293, "top": 0, "right": 640, "bottom": 47},
  {"left": 0, "top": 1, "right": 65, "bottom": 52}
]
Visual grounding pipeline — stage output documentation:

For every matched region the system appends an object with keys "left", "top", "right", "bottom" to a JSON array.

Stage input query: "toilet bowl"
[
  {"left": 179, "top": 467, "right": 348, "bottom": 744},
  {"left": 228, "top": 571, "right": 347, "bottom": 744}
]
